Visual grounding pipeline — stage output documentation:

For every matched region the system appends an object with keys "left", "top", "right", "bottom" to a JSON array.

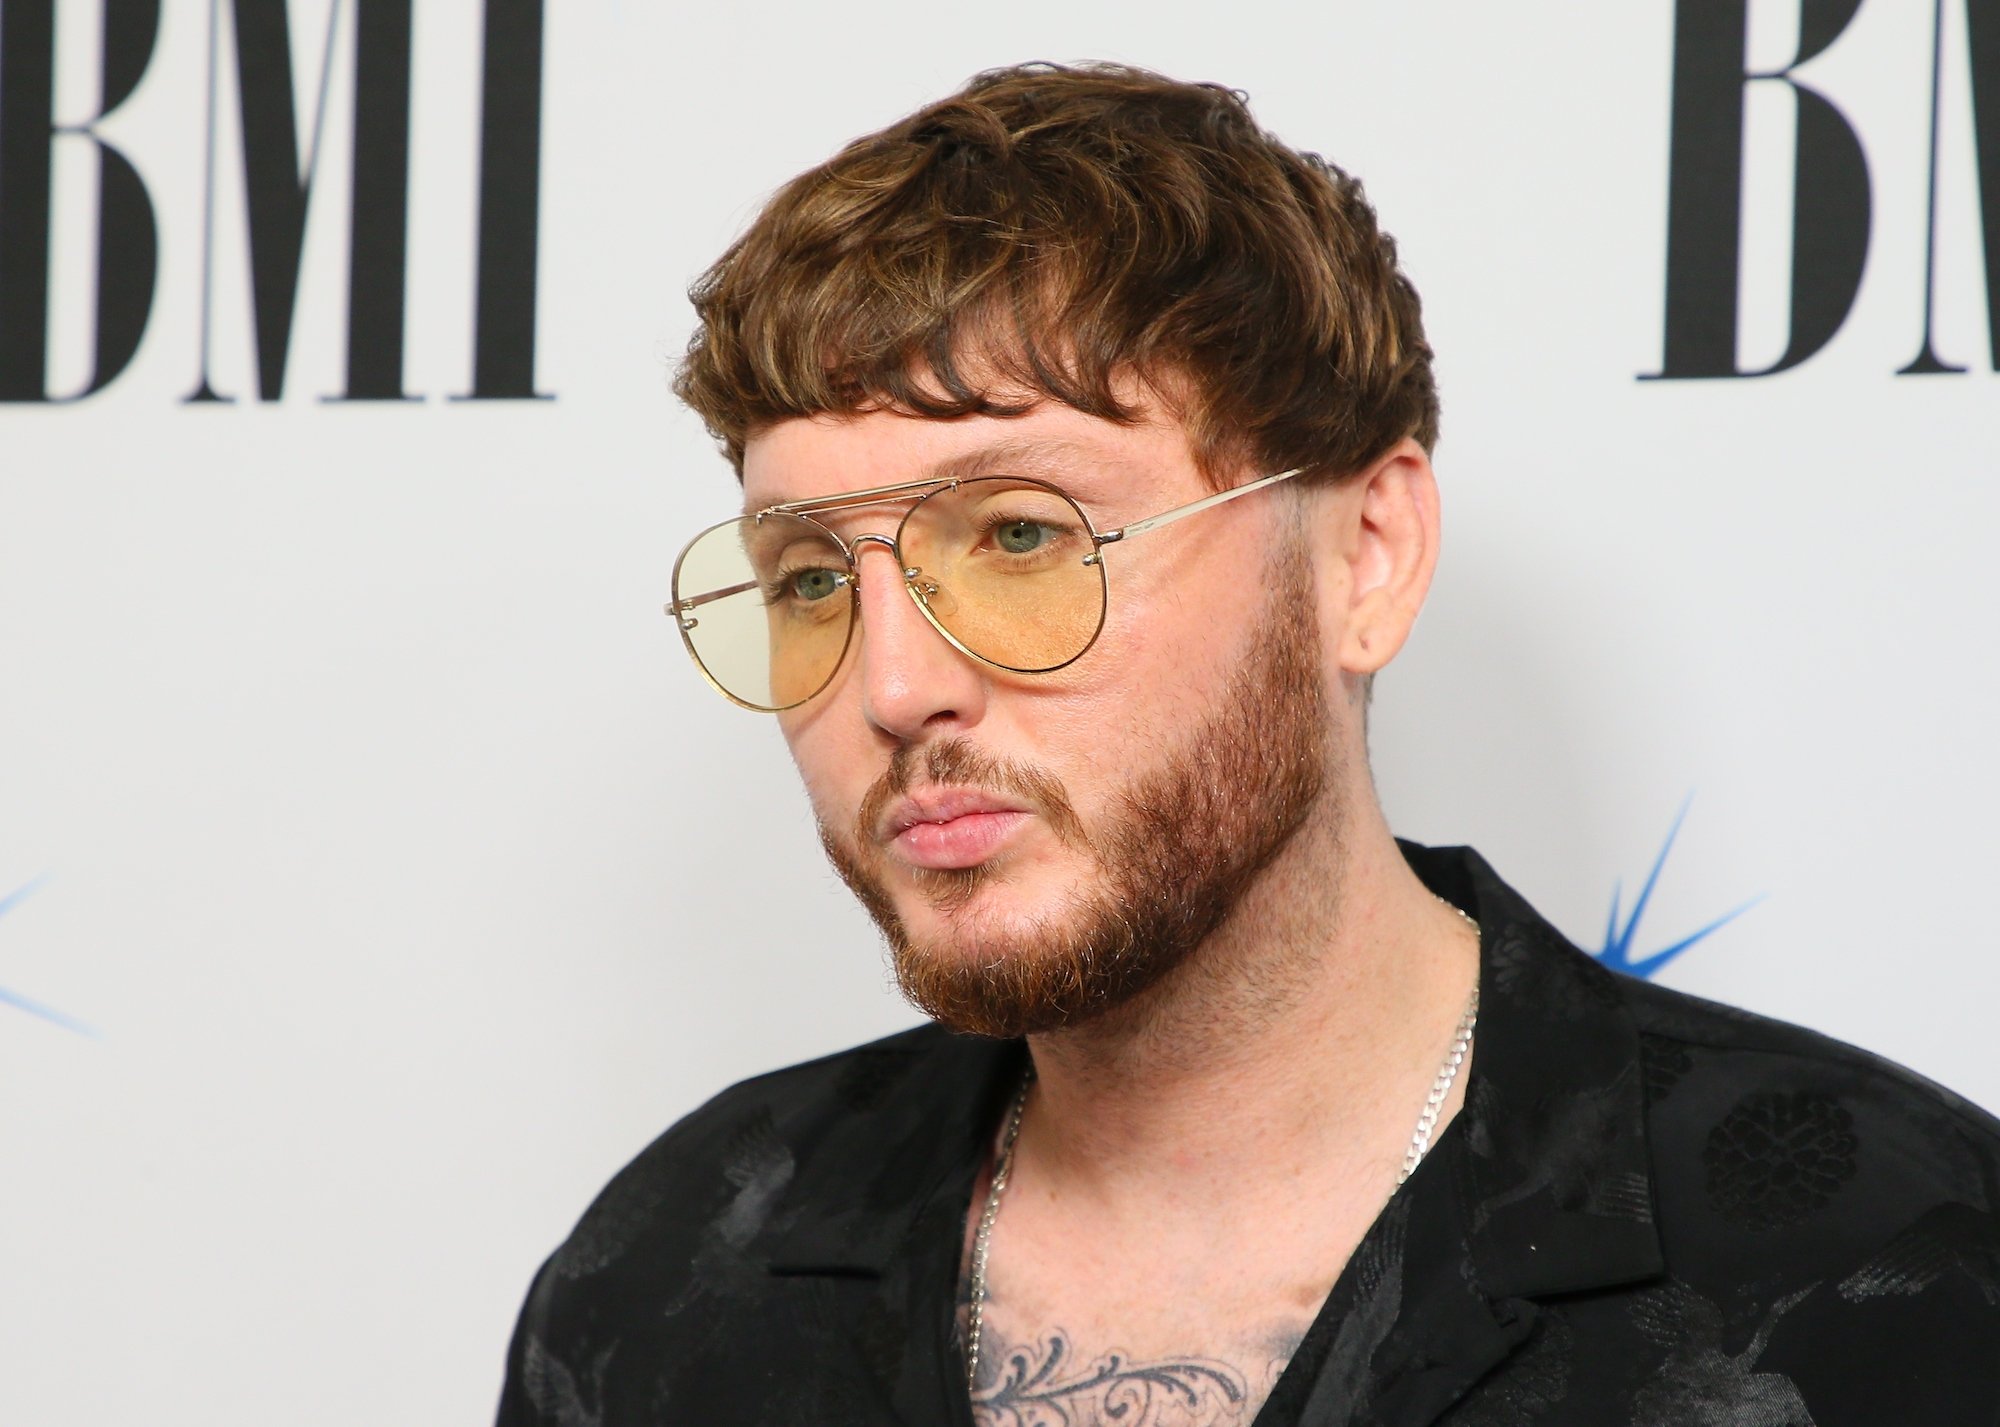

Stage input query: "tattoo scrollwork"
[{"left": 971, "top": 1331, "right": 1252, "bottom": 1427}]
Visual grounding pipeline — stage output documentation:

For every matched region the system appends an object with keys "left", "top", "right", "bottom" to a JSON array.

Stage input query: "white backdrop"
[{"left": 2, "top": 2, "right": 1996, "bottom": 1424}]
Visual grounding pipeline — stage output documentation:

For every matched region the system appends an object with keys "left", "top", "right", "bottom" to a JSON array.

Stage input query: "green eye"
[
  {"left": 789, "top": 568, "right": 844, "bottom": 601},
  {"left": 995, "top": 521, "right": 1050, "bottom": 554}
]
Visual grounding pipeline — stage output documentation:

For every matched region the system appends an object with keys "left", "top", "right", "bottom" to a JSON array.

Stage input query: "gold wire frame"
[
  {"left": 667, "top": 520, "right": 859, "bottom": 713},
  {"left": 666, "top": 467, "right": 1308, "bottom": 712}
]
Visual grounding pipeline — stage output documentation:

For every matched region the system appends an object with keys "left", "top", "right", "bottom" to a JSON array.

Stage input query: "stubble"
[{"left": 818, "top": 543, "right": 1335, "bottom": 1039}]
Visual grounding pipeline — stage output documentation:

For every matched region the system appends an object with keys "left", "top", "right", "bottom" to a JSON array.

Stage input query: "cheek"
[
  {"left": 778, "top": 714, "right": 865, "bottom": 825},
  {"left": 1013, "top": 619, "right": 1248, "bottom": 806},
  {"left": 1098, "top": 518, "right": 1279, "bottom": 655},
  {"left": 1084, "top": 569, "right": 1267, "bottom": 721}
]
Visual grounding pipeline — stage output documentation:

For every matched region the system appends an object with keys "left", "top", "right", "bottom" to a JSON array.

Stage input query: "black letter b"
[
  {"left": 0, "top": 0, "right": 160, "bottom": 402},
  {"left": 1648, "top": 0, "right": 1872, "bottom": 379}
]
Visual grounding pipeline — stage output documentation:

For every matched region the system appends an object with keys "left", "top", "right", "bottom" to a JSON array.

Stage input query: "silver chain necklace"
[{"left": 963, "top": 903, "right": 1482, "bottom": 1393}]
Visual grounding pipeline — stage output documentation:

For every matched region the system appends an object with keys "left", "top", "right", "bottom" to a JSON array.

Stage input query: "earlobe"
[{"left": 1332, "top": 439, "right": 1440, "bottom": 677}]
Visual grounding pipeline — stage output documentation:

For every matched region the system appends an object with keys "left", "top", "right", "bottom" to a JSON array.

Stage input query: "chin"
[{"left": 890, "top": 869, "right": 1051, "bottom": 950}]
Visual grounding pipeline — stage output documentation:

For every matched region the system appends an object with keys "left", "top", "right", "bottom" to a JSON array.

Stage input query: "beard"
[{"left": 817, "top": 542, "right": 1335, "bottom": 1039}]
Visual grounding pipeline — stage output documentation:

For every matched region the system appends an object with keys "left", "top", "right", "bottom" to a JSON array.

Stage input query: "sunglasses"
[{"left": 667, "top": 465, "right": 1308, "bottom": 711}]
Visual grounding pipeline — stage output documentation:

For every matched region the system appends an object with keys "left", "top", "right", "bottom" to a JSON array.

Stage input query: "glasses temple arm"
[
  {"left": 1094, "top": 467, "right": 1310, "bottom": 546},
  {"left": 670, "top": 577, "right": 759, "bottom": 613}
]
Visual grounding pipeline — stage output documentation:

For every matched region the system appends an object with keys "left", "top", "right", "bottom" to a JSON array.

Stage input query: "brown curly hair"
[{"left": 674, "top": 62, "right": 1438, "bottom": 488}]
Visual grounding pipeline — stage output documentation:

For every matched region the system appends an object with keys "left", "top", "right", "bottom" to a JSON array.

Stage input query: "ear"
[{"left": 1314, "top": 438, "right": 1440, "bottom": 677}]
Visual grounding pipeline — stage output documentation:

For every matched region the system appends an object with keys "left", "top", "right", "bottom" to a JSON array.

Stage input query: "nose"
[{"left": 850, "top": 537, "right": 987, "bottom": 740}]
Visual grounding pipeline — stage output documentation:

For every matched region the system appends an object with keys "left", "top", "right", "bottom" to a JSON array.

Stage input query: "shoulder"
[
  {"left": 543, "top": 1020, "right": 959, "bottom": 1289},
  {"left": 1611, "top": 975, "right": 2000, "bottom": 1416},
  {"left": 1618, "top": 971, "right": 2000, "bottom": 1202},
  {"left": 495, "top": 1021, "right": 989, "bottom": 1425}
]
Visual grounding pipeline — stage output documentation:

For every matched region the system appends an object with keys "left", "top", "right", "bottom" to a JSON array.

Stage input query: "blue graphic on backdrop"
[
  {"left": 0, "top": 876, "right": 94, "bottom": 1035},
  {"left": 1595, "top": 801, "right": 1759, "bottom": 979}
]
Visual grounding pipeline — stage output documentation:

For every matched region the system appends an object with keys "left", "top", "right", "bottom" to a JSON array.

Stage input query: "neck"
[{"left": 1018, "top": 795, "right": 1480, "bottom": 1213}]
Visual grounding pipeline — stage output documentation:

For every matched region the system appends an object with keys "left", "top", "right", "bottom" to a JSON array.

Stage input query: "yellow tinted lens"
[
  {"left": 672, "top": 514, "right": 852, "bottom": 710},
  {"left": 898, "top": 479, "right": 1106, "bottom": 671}
]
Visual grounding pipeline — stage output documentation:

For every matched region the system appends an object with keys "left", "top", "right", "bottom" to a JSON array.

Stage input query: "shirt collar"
[
  {"left": 1405, "top": 840, "right": 1665, "bottom": 1301},
  {"left": 764, "top": 1028, "right": 1018, "bottom": 1275}
]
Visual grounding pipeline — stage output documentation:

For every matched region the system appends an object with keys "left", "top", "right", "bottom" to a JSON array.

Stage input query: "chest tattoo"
[{"left": 970, "top": 1324, "right": 1294, "bottom": 1427}]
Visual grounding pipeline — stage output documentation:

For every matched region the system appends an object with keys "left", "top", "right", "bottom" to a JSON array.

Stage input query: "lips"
[{"left": 881, "top": 788, "right": 1033, "bottom": 870}]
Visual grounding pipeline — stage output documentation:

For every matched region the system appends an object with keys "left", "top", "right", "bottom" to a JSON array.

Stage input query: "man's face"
[{"left": 743, "top": 397, "right": 1343, "bottom": 1038}]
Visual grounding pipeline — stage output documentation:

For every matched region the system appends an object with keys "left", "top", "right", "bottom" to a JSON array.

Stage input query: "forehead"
[{"left": 738, "top": 402, "right": 1198, "bottom": 516}]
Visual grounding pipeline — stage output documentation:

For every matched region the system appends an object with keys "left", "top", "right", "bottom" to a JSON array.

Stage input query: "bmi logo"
[
  {"left": 0, "top": 0, "right": 548, "bottom": 403},
  {"left": 1651, "top": 0, "right": 1998, "bottom": 378}
]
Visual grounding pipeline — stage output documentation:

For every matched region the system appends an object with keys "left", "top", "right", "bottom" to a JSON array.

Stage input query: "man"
[{"left": 498, "top": 64, "right": 2000, "bottom": 1426}]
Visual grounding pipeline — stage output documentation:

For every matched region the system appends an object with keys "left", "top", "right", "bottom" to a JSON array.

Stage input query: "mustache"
[{"left": 855, "top": 738, "right": 1085, "bottom": 850}]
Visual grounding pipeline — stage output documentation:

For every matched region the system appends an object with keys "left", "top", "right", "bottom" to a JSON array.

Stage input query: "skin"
[{"left": 744, "top": 388, "right": 1480, "bottom": 1425}]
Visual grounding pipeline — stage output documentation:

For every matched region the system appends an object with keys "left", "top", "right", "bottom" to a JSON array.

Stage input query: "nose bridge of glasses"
[
  {"left": 761, "top": 484, "right": 949, "bottom": 589},
  {"left": 844, "top": 530, "right": 931, "bottom": 595},
  {"left": 848, "top": 531, "right": 899, "bottom": 559},
  {"left": 766, "top": 479, "right": 952, "bottom": 580}
]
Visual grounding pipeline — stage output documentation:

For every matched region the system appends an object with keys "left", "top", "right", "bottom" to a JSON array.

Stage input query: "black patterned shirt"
[{"left": 495, "top": 844, "right": 2000, "bottom": 1425}]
